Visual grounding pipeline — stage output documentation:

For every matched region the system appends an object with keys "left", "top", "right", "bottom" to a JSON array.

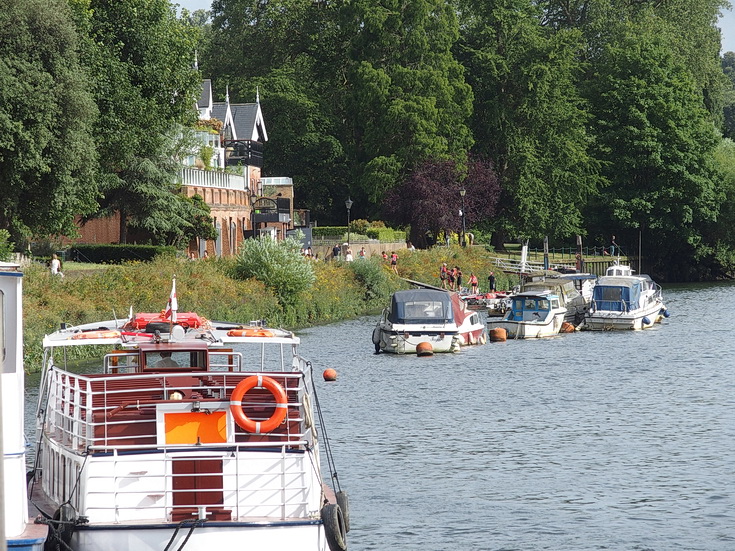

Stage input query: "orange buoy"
[
  {"left": 416, "top": 341, "right": 434, "bottom": 356},
  {"left": 560, "top": 322, "right": 575, "bottom": 333},
  {"left": 489, "top": 328, "right": 507, "bottom": 342},
  {"left": 323, "top": 368, "right": 338, "bottom": 381}
]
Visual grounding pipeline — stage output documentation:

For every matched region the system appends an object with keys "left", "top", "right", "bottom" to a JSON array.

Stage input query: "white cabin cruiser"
[
  {"left": 584, "top": 263, "right": 668, "bottom": 330},
  {"left": 486, "top": 290, "right": 567, "bottom": 339},
  {"left": 373, "top": 289, "right": 486, "bottom": 354}
]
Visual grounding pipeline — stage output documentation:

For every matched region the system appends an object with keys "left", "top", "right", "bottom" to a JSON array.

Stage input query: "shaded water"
[
  {"left": 298, "top": 283, "right": 735, "bottom": 550},
  {"left": 24, "top": 283, "right": 734, "bottom": 549}
]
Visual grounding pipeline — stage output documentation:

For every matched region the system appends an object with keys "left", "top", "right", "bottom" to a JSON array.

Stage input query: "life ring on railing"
[
  {"left": 71, "top": 330, "right": 121, "bottom": 340},
  {"left": 227, "top": 328, "right": 276, "bottom": 338},
  {"left": 229, "top": 375, "right": 288, "bottom": 433}
]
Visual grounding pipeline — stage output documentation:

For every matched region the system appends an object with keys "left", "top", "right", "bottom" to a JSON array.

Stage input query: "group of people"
[{"left": 440, "top": 262, "right": 497, "bottom": 295}]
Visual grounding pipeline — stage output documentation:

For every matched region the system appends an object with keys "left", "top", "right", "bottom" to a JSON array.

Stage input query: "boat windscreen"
[{"left": 390, "top": 293, "right": 453, "bottom": 323}]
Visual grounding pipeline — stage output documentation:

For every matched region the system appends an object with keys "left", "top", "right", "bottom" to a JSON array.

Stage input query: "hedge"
[
  {"left": 70, "top": 244, "right": 177, "bottom": 264},
  {"left": 311, "top": 226, "right": 347, "bottom": 238},
  {"left": 365, "top": 228, "right": 406, "bottom": 242}
]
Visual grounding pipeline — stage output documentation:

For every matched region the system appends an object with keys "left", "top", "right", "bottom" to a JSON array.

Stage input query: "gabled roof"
[
  {"left": 230, "top": 103, "right": 268, "bottom": 142},
  {"left": 197, "top": 79, "right": 212, "bottom": 111}
]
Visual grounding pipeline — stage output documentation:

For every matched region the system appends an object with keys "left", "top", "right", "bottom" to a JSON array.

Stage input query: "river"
[{"left": 24, "top": 282, "right": 735, "bottom": 550}]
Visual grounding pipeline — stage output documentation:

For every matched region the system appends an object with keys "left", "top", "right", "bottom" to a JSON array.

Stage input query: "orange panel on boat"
[{"left": 164, "top": 411, "right": 227, "bottom": 444}]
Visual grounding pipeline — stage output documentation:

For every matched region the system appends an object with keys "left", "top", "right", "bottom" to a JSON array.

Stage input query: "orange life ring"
[
  {"left": 71, "top": 330, "right": 121, "bottom": 340},
  {"left": 229, "top": 375, "right": 288, "bottom": 433},
  {"left": 227, "top": 328, "right": 276, "bottom": 338}
]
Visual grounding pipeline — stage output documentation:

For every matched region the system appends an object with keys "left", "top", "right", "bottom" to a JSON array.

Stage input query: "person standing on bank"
[
  {"left": 50, "top": 254, "right": 64, "bottom": 278},
  {"left": 469, "top": 272, "right": 479, "bottom": 294},
  {"left": 332, "top": 243, "right": 341, "bottom": 260},
  {"left": 488, "top": 271, "right": 496, "bottom": 292},
  {"left": 439, "top": 263, "right": 448, "bottom": 289},
  {"left": 610, "top": 235, "right": 618, "bottom": 257},
  {"left": 390, "top": 251, "right": 398, "bottom": 274}
]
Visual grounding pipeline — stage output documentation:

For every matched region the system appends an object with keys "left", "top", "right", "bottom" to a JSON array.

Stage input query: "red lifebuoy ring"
[{"left": 230, "top": 375, "right": 288, "bottom": 433}]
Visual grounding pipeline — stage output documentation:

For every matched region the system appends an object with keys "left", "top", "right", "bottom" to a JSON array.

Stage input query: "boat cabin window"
[{"left": 144, "top": 349, "right": 207, "bottom": 372}]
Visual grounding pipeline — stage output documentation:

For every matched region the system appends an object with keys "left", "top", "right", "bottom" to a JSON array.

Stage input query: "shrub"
[
  {"left": 71, "top": 244, "right": 177, "bottom": 264},
  {"left": 231, "top": 236, "right": 315, "bottom": 307},
  {"left": 347, "top": 257, "right": 395, "bottom": 308}
]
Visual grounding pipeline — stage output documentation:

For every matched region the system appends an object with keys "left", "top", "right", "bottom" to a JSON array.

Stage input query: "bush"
[
  {"left": 231, "top": 236, "right": 315, "bottom": 308},
  {"left": 347, "top": 257, "right": 395, "bottom": 308},
  {"left": 71, "top": 244, "right": 177, "bottom": 264},
  {"left": 365, "top": 228, "right": 406, "bottom": 242}
]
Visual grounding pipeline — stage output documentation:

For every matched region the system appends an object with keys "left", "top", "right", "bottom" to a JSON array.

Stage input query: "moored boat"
[
  {"left": 373, "top": 289, "right": 486, "bottom": 354},
  {"left": 1, "top": 262, "right": 48, "bottom": 550},
  {"left": 486, "top": 290, "right": 567, "bottom": 339},
  {"left": 583, "top": 263, "right": 668, "bottom": 331},
  {"left": 522, "top": 276, "right": 589, "bottom": 326},
  {"left": 28, "top": 280, "right": 348, "bottom": 551}
]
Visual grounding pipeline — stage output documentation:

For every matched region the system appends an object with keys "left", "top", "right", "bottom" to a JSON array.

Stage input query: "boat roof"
[
  {"left": 42, "top": 316, "right": 299, "bottom": 349},
  {"left": 511, "top": 290, "right": 560, "bottom": 300},
  {"left": 392, "top": 288, "right": 451, "bottom": 301}
]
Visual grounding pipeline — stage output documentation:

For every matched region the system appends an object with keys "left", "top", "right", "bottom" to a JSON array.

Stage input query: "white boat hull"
[
  {"left": 487, "top": 312, "right": 566, "bottom": 339},
  {"left": 584, "top": 301, "right": 665, "bottom": 331},
  {"left": 71, "top": 522, "right": 327, "bottom": 551},
  {"left": 373, "top": 325, "right": 460, "bottom": 353}
]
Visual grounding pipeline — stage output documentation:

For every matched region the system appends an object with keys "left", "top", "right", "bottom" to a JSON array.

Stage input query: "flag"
[{"left": 164, "top": 278, "right": 178, "bottom": 323}]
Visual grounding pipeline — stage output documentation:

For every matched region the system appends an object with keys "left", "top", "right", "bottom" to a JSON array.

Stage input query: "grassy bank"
[{"left": 22, "top": 246, "right": 517, "bottom": 372}]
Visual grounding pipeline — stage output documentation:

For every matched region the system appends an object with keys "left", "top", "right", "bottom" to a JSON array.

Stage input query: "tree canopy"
[{"left": 0, "top": 0, "right": 98, "bottom": 240}]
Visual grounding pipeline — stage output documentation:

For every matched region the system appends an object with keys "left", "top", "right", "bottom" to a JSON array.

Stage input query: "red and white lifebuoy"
[{"left": 229, "top": 375, "right": 288, "bottom": 433}]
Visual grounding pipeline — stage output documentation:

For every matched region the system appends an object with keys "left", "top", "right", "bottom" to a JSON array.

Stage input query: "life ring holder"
[{"left": 230, "top": 375, "right": 288, "bottom": 433}]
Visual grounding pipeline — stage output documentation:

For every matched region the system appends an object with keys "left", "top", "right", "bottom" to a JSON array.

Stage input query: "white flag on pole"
[{"left": 164, "top": 278, "right": 178, "bottom": 323}]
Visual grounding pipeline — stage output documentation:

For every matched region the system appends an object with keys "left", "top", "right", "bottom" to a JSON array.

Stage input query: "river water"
[
  {"left": 298, "top": 282, "right": 735, "bottom": 550},
  {"left": 24, "top": 282, "right": 734, "bottom": 550}
]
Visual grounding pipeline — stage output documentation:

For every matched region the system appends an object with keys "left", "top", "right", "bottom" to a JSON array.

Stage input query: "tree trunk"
[{"left": 119, "top": 209, "right": 127, "bottom": 244}]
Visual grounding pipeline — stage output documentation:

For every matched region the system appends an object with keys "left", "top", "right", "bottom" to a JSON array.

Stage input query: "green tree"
[
  {"left": 0, "top": 0, "right": 98, "bottom": 240},
  {"left": 457, "top": 0, "right": 600, "bottom": 243},
  {"left": 584, "top": 18, "right": 723, "bottom": 278},
  {"left": 203, "top": 0, "right": 349, "bottom": 222},
  {"left": 341, "top": 0, "right": 474, "bottom": 212},
  {"left": 75, "top": 0, "right": 202, "bottom": 243}
]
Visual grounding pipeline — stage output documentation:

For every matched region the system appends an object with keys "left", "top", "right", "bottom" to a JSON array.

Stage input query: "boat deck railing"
[{"left": 38, "top": 364, "right": 324, "bottom": 523}]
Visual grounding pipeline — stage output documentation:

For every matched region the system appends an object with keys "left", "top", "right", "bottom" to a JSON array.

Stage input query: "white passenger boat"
[
  {"left": 584, "top": 263, "right": 667, "bottom": 330},
  {"left": 1, "top": 262, "right": 48, "bottom": 551},
  {"left": 372, "top": 289, "right": 486, "bottom": 354},
  {"left": 29, "top": 280, "right": 348, "bottom": 551},
  {"left": 486, "top": 290, "right": 567, "bottom": 339}
]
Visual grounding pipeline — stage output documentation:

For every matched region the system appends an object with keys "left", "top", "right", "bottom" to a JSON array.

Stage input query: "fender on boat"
[{"left": 321, "top": 503, "right": 347, "bottom": 551}]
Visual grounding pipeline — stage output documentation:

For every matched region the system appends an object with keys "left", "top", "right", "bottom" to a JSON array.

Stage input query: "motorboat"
[
  {"left": 372, "top": 289, "right": 486, "bottom": 354},
  {"left": 486, "top": 290, "right": 567, "bottom": 339},
  {"left": 1, "top": 262, "right": 48, "bottom": 550},
  {"left": 584, "top": 263, "right": 668, "bottom": 330},
  {"left": 522, "top": 276, "right": 590, "bottom": 326},
  {"left": 557, "top": 272, "right": 598, "bottom": 305},
  {"left": 28, "top": 280, "right": 349, "bottom": 551}
]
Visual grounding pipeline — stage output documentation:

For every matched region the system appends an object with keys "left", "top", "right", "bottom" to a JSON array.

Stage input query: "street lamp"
[
  {"left": 459, "top": 188, "right": 466, "bottom": 247},
  {"left": 345, "top": 198, "right": 353, "bottom": 245}
]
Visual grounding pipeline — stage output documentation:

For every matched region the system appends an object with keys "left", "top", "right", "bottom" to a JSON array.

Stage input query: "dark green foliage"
[
  {"left": 346, "top": 257, "right": 395, "bottom": 307},
  {"left": 0, "top": 0, "right": 98, "bottom": 240},
  {"left": 70, "top": 244, "right": 177, "bottom": 264}
]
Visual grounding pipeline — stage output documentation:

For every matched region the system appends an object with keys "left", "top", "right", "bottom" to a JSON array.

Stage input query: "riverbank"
[{"left": 21, "top": 246, "right": 518, "bottom": 372}]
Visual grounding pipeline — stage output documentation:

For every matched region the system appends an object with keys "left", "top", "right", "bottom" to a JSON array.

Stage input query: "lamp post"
[
  {"left": 459, "top": 188, "right": 466, "bottom": 247},
  {"left": 345, "top": 198, "right": 353, "bottom": 244}
]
